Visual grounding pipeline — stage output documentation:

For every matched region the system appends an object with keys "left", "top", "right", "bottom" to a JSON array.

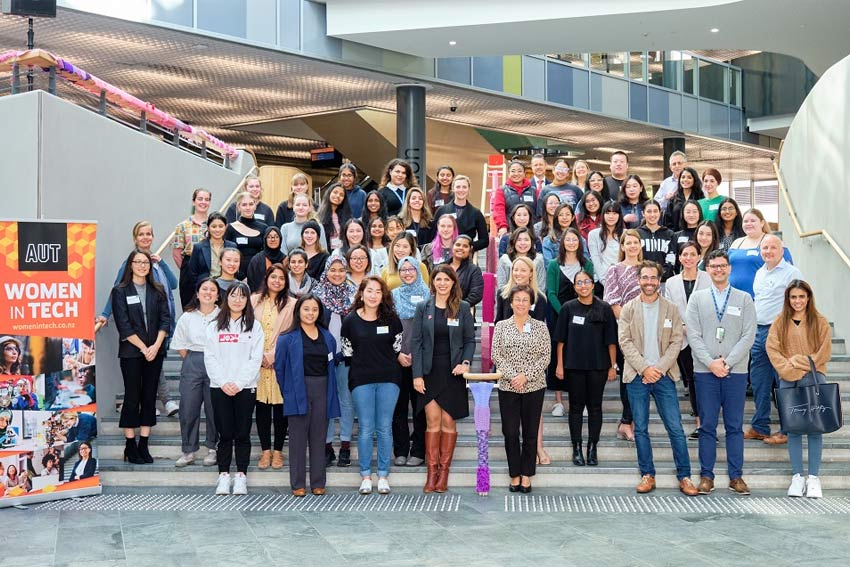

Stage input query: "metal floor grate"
[
  {"left": 36, "top": 493, "right": 462, "bottom": 512},
  {"left": 505, "top": 495, "right": 850, "bottom": 515}
]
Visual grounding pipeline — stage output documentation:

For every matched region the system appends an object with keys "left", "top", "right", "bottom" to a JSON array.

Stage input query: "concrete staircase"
[{"left": 97, "top": 328, "right": 850, "bottom": 492}]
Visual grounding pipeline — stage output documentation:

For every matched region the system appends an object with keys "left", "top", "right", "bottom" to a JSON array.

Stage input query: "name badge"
[
  {"left": 727, "top": 306, "right": 742, "bottom": 317},
  {"left": 219, "top": 333, "right": 239, "bottom": 343},
  {"left": 523, "top": 323, "right": 532, "bottom": 333},
  {"left": 678, "top": 236, "right": 689, "bottom": 243},
  {"left": 435, "top": 199, "right": 444, "bottom": 207},
  {"left": 377, "top": 326, "right": 389, "bottom": 335},
  {"left": 747, "top": 249, "right": 760, "bottom": 256},
  {"left": 236, "top": 237, "right": 248, "bottom": 245},
  {"left": 716, "top": 327, "right": 725, "bottom": 342},
  {"left": 126, "top": 295, "right": 141, "bottom": 305},
  {"left": 522, "top": 195, "right": 533, "bottom": 202},
  {"left": 663, "top": 319, "right": 673, "bottom": 328},
  {"left": 709, "top": 204, "right": 720, "bottom": 211},
  {"left": 330, "top": 238, "right": 342, "bottom": 248},
  {"left": 572, "top": 316, "right": 585, "bottom": 325},
  {"left": 405, "top": 229, "right": 418, "bottom": 237},
  {"left": 327, "top": 352, "right": 334, "bottom": 362},
  {"left": 254, "top": 213, "right": 265, "bottom": 221},
  {"left": 447, "top": 318, "right": 459, "bottom": 327},
  {"left": 530, "top": 304, "right": 536, "bottom": 311},
  {"left": 410, "top": 295, "right": 424, "bottom": 304}
]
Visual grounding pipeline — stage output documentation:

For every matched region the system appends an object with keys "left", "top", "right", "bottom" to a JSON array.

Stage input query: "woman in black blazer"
[
  {"left": 68, "top": 441, "right": 97, "bottom": 481},
  {"left": 411, "top": 265, "right": 476, "bottom": 493},
  {"left": 110, "top": 250, "right": 171, "bottom": 465},
  {"left": 188, "top": 212, "right": 237, "bottom": 288}
]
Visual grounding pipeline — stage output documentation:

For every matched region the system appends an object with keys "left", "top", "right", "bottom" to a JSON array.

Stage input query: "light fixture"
[
  {"left": 710, "top": 28, "right": 720, "bottom": 33},
  {"left": 449, "top": 41, "right": 457, "bottom": 46}
]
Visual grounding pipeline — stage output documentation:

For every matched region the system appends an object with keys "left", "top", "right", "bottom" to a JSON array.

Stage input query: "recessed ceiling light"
[
  {"left": 449, "top": 41, "right": 457, "bottom": 46},
  {"left": 710, "top": 28, "right": 720, "bottom": 33}
]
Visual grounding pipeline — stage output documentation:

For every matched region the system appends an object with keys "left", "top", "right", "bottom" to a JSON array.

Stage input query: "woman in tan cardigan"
[
  {"left": 766, "top": 279, "right": 831, "bottom": 499},
  {"left": 251, "top": 263, "right": 296, "bottom": 469}
]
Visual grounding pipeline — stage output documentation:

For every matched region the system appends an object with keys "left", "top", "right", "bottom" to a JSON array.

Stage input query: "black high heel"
[
  {"left": 586, "top": 442, "right": 599, "bottom": 466},
  {"left": 137, "top": 436, "right": 154, "bottom": 464},
  {"left": 572, "top": 442, "right": 586, "bottom": 466},
  {"left": 124, "top": 438, "right": 145, "bottom": 465}
]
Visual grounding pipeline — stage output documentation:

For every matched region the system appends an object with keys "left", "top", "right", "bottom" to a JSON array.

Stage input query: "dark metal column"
[
  {"left": 662, "top": 137, "right": 686, "bottom": 179},
  {"left": 396, "top": 84, "right": 429, "bottom": 188}
]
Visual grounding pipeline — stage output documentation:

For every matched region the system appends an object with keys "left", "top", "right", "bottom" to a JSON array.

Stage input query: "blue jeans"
[
  {"left": 352, "top": 382, "right": 399, "bottom": 478},
  {"left": 750, "top": 325, "right": 780, "bottom": 435},
  {"left": 626, "top": 376, "right": 691, "bottom": 480},
  {"left": 780, "top": 374, "right": 824, "bottom": 476},
  {"left": 695, "top": 372, "right": 747, "bottom": 480},
  {"left": 327, "top": 362, "right": 354, "bottom": 443}
]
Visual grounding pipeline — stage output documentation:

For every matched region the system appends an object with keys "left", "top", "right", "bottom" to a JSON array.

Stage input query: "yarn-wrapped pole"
[{"left": 466, "top": 376, "right": 499, "bottom": 496}]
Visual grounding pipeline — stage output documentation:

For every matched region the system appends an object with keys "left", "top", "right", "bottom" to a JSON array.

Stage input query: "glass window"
[
  {"left": 683, "top": 55, "right": 696, "bottom": 95},
  {"left": 699, "top": 60, "right": 726, "bottom": 102},
  {"left": 729, "top": 68, "right": 741, "bottom": 106},
  {"left": 647, "top": 51, "right": 680, "bottom": 91},
  {"left": 590, "top": 53, "right": 626, "bottom": 77},
  {"left": 629, "top": 52, "right": 644, "bottom": 81},
  {"left": 437, "top": 58, "right": 472, "bottom": 84},
  {"left": 548, "top": 53, "right": 585, "bottom": 67}
]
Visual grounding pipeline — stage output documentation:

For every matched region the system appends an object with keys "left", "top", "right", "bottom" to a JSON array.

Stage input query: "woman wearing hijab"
[
  {"left": 390, "top": 257, "right": 430, "bottom": 467},
  {"left": 247, "top": 226, "right": 286, "bottom": 292},
  {"left": 314, "top": 256, "right": 358, "bottom": 468}
]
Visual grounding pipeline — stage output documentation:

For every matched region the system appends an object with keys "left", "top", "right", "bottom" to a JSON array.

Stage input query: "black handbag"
[{"left": 776, "top": 356, "right": 843, "bottom": 435}]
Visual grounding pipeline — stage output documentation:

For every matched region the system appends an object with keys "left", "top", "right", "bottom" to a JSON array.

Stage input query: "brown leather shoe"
[
  {"left": 291, "top": 488, "right": 306, "bottom": 497},
  {"left": 271, "top": 450, "right": 284, "bottom": 469},
  {"left": 697, "top": 477, "right": 714, "bottom": 494},
  {"left": 257, "top": 450, "right": 272, "bottom": 469},
  {"left": 679, "top": 478, "right": 699, "bottom": 496},
  {"left": 728, "top": 478, "right": 751, "bottom": 495},
  {"left": 763, "top": 433, "right": 788, "bottom": 445},
  {"left": 311, "top": 488, "right": 326, "bottom": 496},
  {"left": 636, "top": 474, "right": 656, "bottom": 493},
  {"left": 743, "top": 429, "right": 768, "bottom": 440}
]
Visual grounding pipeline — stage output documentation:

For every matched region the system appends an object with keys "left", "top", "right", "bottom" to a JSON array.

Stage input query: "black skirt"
[{"left": 418, "top": 353, "right": 470, "bottom": 420}]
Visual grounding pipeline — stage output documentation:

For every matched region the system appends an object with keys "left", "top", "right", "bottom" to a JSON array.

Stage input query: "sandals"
[{"left": 536, "top": 448, "right": 551, "bottom": 465}]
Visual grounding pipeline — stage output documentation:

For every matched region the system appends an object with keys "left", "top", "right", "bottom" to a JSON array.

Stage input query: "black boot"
[
  {"left": 123, "top": 437, "right": 145, "bottom": 465},
  {"left": 572, "top": 442, "right": 585, "bottom": 466},
  {"left": 586, "top": 441, "right": 598, "bottom": 466},
  {"left": 337, "top": 444, "right": 351, "bottom": 467},
  {"left": 137, "top": 436, "right": 154, "bottom": 464},
  {"left": 325, "top": 443, "right": 336, "bottom": 467}
]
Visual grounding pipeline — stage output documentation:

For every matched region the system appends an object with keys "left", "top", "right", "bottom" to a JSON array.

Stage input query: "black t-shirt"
[
  {"left": 555, "top": 298, "right": 617, "bottom": 370},
  {"left": 340, "top": 311, "right": 403, "bottom": 389},
  {"left": 433, "top": 307, "right": 451, "bottom": 356},
  {"left": 302, "top": 329, "right": 330, "bottom": 376}
]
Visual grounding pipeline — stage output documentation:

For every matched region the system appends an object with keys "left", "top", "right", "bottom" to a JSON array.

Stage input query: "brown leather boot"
[
  {"left": 423, "top": 431, "right": 441, "bottom": 493},
  {"left": 435, "top": 432, "right": 458, "bottom": 493}
]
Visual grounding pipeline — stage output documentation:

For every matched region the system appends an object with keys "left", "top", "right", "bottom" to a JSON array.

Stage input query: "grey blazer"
[
  {"left": 664, "top": 271, "right": 711, "bottom": 350},
  {"left": 685, "top": 285, "right": 757, "bottom": 374},
  {"left": 411, "top": 298, "right": 476, "bottom": 379}
]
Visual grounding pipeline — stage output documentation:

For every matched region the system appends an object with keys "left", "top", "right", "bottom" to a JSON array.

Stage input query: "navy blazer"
[
  {"left": 110, "top": 282, "right": 171, "bottom": 359},
  {"left": 274, "top": 327, "right": 341, "bottom": 419},
  {"left": 68, "top": 457, "right": 97, "bottom": 481},
  {"left": 411, "top": 298, "right": 476, "bottom": 379},
  {"left": 66, "top": 412, "right": 98, "bottom": 443},
  {"left": 187, "top": 239, "right": 237, "bottom": 288}
]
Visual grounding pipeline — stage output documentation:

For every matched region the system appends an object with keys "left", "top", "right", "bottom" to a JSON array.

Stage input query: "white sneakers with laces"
[
  {"left": 215, "top": 472, "right": 231, "bottom": 495},
  {"left": 806, "top": 475, "right": 823, "bottom": 499},
  {"left": 359, "top": 477, "right": 373, "bottom": 495},
  {"left": 203, "top": 449, "right": 217, "bottom": 466},
  {"left": 551, "top": 403, "right": 565, "bottom": 417},
  {"left": 232, "top": 473, "right": 248, "bottom": 495},
  {"left": 787, "top": 473, "right": 806, "bottom": 497},
  {"left": 377, "top": 478, "right": 391, "bottom": 494},
  {"left": 175, "top": 452, "right": 195, "bottom": 467}
]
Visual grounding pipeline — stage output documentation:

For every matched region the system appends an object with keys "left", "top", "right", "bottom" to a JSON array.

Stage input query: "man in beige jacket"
[{"left": 618, "top": 260, "right": 698, "bottom": 496}]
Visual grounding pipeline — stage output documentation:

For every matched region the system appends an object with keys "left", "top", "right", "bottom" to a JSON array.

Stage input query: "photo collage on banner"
[{"left": 0, "top": 220, "right": 99, "bottom": 505}]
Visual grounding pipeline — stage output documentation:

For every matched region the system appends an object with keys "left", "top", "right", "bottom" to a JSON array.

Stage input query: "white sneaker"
[
  {"left": 165, "top": 401, "right": 180, "bottom": 417},
  {"left": 787, "top": 473, "right": 806, "bottom": 497},
  {"left": 203, "top": 449, "right": 217, "bottom": 466},
  {"left": 358, "top": 477, "right": 372, "bottom": 495},
  {"left": 377, "top": 478, "right": 391, "bottom": 495},
  {"left": 175, "top": 452, "right": 195, "bottom": 467},
  {"left": 551, "top": 403, "right": 565, "bottom": 417},
  {"left": 155, "top": 408, "right": 161, "bottom": 417},
  {"left": 215, "top": 472, "right": 231, "bottom": 495},
  {"left": 232, "top": 473, "right": 248, "bottom": 495},
  {"left": 806, "top": 475, "right": 823, "bottom": 499}
]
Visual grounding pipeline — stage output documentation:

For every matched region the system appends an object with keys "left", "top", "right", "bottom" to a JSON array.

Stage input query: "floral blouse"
[{"left": 491, "top": 316, "right": 551, "bottom": 394}]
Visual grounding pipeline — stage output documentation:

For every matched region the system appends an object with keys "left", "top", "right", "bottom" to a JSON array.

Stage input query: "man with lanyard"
[
  {"left": 686, "top": 249, "right": 757, "bottom": 495},
  {"left": 746, "top": 234, "right": 803, "bottom": 445},
  {"left": 657, "top": 151, "right": 686, "bottom": 214},
  {"left": 618, "top": 261, "right": 698, "bottom": 496}
]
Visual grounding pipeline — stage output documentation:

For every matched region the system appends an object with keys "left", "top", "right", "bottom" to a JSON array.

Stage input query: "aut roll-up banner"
[{"left": 0, "top": 220, "right": 101, "bottom": 507}]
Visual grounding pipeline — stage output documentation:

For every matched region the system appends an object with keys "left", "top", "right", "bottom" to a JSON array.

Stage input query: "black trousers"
[
  {"left": 392, "top": 365, "right": 426, "bottom": 459},
  {"left": 211, "top": 387, "right": 256, "bottom": 474},
  {"left": 677, "top": 346, "right": 698, "bottom": 418},
  {"left": 499, "top": 388, "right": 545, "bottom": 478},
  {"left": 617, "top": 347, "right": 633, "bottom": 424},
  {"left": 288, "top": 375, "right": 329, "bottom": 490},
  {"left": 566, "top": 369, "right": 608, "bottom": 443},
  {"left": 119, "top": 355, "right": 164, "bottom": 428},
  {"left": 255, "top": 401, "right": 287, "bottom": 451},
  {"left": 178, "top": 258, "right": 194, "bottom": 310}
]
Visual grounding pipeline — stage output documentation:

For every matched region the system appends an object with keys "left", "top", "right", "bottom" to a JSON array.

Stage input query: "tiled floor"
[{"left": 8, "top": 487, "right": 850, "bottom": 566}]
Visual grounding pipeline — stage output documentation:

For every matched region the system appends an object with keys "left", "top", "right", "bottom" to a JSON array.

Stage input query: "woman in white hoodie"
[{"left": 204, "top": 281, "right": 264, "bottom": 496}]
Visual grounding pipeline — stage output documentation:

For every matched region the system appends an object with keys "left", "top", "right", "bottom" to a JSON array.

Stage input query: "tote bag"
[{"left": 777, "top": 357, "right": 843, "bottom": 435}]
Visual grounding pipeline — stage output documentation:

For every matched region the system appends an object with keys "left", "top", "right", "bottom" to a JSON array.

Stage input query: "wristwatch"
[{"left": 462, "top": 360, "right": 471, "bottom": 366}]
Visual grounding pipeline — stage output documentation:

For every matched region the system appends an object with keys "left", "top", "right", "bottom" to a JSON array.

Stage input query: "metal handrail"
[{"left": 774, "top": 140, "right": 850, "bottom": 270}]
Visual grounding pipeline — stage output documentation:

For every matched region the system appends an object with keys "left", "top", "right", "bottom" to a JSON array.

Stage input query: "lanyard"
[{"left": 710, "top": 286, "right": 731, "bottom": 323}]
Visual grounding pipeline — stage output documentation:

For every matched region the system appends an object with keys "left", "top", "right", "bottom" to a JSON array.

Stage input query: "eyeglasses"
[
  {"left": 719, "top": 206, "right": 736, "bottom": 212},
  {"left": 399, "top": 268, "right": 417, "bottom": 274},
  {"left": 131, "top": 260, "right": 150, "bottom": 265},
  {"left": 639, "top": 276, "right": 659, "bottom": 282},
  {"left": 707, "top": 264, "right": 729, "bottom": 270},
  {"left": 350, "top": 256, "right": 368, "bottom": 262},
  {"left": 574, "top": 279, "right": 594, "bottom": 286}
]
